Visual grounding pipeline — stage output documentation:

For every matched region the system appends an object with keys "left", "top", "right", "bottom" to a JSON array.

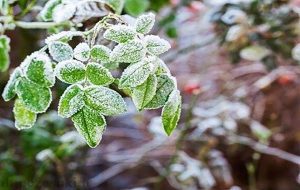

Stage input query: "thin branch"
[{"left": 14, "top": 21, "right": 72, "bottom": 29}]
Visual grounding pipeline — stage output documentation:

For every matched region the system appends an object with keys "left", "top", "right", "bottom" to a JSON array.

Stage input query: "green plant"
[{"left": 1, "top": 0, "right": 181, "bottom": 148}]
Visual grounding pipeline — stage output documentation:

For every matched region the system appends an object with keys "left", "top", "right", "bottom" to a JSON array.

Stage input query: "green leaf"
[
  {"left": 102, "top": 61, "right": 119, "bottom": 70},
  {"left": 84, "top": 86, "right": 127, "bottom": 116},
  {"left": 0, "top": 0, "right": 9, "bottom": 15},
  {"left": 119, "top": 57, "right": 156, "bottom": 88},
  {"left": 58, "top": 84, "right": 84, "bottom": 118},
  {"left": 24, "top": 53, "right": 55, "bottom": 87},
  {"left": 104, "top": 25, "right": 136, "bottom": 43},
  {"left": 132, "top": 74, "right": 157, "bottom": 111},
  {"left": 55, "top": 60, "right": 86, "bottom": 84},
  {"left": 145, "top": 35, "right": 171, "bottom": 55},
  {"left": 104, "top": 0, "right": 125, "bottom": 14},
  {"left": 16, "top": 77, "right": 52, "bottom": 113},
  {"left": 86, "top": 62, "right": 114, "bottom": 86},
  {"left": 49, "top": 41, "right": 73, "bottom": 62},
  {"left": 2, "top": 68, "right": 22, "bottom": 101},
  {"left": 74, "top": 43, "right": 90, "bottom": 62},
  {"left": 110, "top": 40, "right": 146, "bottom": 63},
  {"left": 155, "top": 58, "right": 170, "bottom": 75},
  {"left": 71, "top": 106, "right": 106, "bottom": 148},
  {"left": 90, "top": 45, "right": 111, "bottom": 62},
  {"left": 162, "top": 90, "right": 181, "bottom": 136},
  {"left": 125, "top": 0, "right": 149, "bottom": 16},
  {"left": 145, "top": 74, "right": 175, "bottom": 109},
  {"left": 135, "top": 13, "right": 155, "bottom": 34},
  {"left": 13, "top": 99, "right": 37, "bottom": 130},
  {"left": 39, "top": 0, "right": 62, "bottom": 21},
  {"left": 0, "top": 35, "right": 10, "bottom": 72}
]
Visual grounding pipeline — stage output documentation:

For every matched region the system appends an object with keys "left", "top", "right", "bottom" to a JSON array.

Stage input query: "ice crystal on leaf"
[
  {"left": 90, "top": 45, "right": 111, "bottom": 62},
  {"left": 119, "top": 57, "right": 156, "bottom": 88},
  {"left": 110, "top": 40, "right": 146, "bottom": 63},
  {"left": 104, "top": 25, "right": 136, "bottom": 43},
  {"left": 145, "top": 74, "right": 176, "bottom": 109},
  {"left": 132, "top": 74, "right": 157, "bottom": 111},
  {"left": 13, "top": 99, "right": 37, "bottom": 130},
  {"left": 16, "top": 77, "right": 52, "bottom": 113},
  {"left": 86, "top": 62, "right": 114, "bottom": 86},
  {"left": 84, "top": 86, "right": 127, "bottom": 116},
  {"left": 0, "top": 35, "right": 10, "bottom": 72},
  {"left": 162, "top": 90, "right": 182, "bottom": 136},
  {"left": 39, "top": 0, "right": 62, "bottom": 22},
  {"left": 45, "top": 31, "right": 84, "bottom": 44},
  {"left": 145, "top": 35, "right": 171, "bottom": 55},
  {"left": 24, "top": 53, "right": 55, "bottom": 87},
  {"left": 52, "top": 3, "right": 76, "bottom": 23},
  {"left": 135, "top": 13, "right": 155, "bottom": 34},
  {"left": 49, "top": 41, "right": 73, "bottom": 62},
  {"left": 74, "top": 43, "right": 91, "bottom": 62},
  {"left": 71, "top": 106, "right": 106, "bottom": 148},
  {"left": 58, "top": 84, "right": 85, "bottom": 118},
  {"left": 55, "top": 60, "right": 86, "bottom": 84},
  {"left": 2, "top": 68, "right": 21, "bottom": 101}
]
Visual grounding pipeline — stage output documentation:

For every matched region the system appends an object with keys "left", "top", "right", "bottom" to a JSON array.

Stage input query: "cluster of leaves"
[
  {"left": 1, "top": 12, "right": 181, "bottom": 148},
  {"left": 211, "top": 0, "right": 300, "bottom": 69}
]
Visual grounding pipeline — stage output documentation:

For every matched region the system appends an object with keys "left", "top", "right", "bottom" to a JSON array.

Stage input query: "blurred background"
[{"left": 1, "top": 0, "right": 300, "bottom": 189}]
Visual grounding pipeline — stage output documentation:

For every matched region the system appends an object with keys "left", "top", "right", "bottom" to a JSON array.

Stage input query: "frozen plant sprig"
[{"left": 2, "top": 13, "right": 181, "bottom": 148}]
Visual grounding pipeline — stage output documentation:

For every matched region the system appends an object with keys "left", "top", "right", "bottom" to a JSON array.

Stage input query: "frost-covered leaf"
[
  {"left": 90, "top": 45, "right": 111, "bottom": 62},
  {"left": 74, "top": 43, "right": 90, "bottom": 62},
  {"left": 135, "top": 13, "right": 155, "bottom": 34},
  {"left": 119, "top": 57, "right": 156, "bottom": 88},
  {"left": 240, "top": 45, "right": 271, "bottom": 61},
  {"left": 49, "top": 41, "right": 73, "bottom": 62},
  {"left": 110, "top": 40, "right": 146, "bottom": 63},
  {"left": 2, "top": 68, "right": 22, "bottom": 101},
  {"left": 13, "top": 99, "right": 37, "bottom": 130},
  {"left": 16, "top": 77, "right": 52, "bottom": 113},
  {"left": 162, "top": 90, "right": 181, "bottom": 136},
  {"left": 71, "top": 106, "right": 106, "bottom": 148},
  {"left": 104, "top": 25, "right": 136, "bottom": 43},
  {"left": 58, "top": 84, "right": 84, "bottom": 118},
  {"left": 132, "top": 74, "right": 157, "bottom": 111},
  {"left": 45, "top": 31, "right": 84, "bottom": 44},
  {"left": 55, "top": 60, "right": 86, "bottom": 84},
  {"left": 102, "top": 61, "right": 119, "bottom": 70},
  {"left": 155, "top": 58, "right": 171, "bottom": 75},
  {"left": 39, "top": 0, "right": 62, "bottom": 21},
  {"left": 104, "top": 0, "right": 125, "bottom": 14},
  {"left": 52, "top": 3, "right": 76, "bottom": 23},
  {"left": 24, "top": 53, "right": 55, "bottom": 87},
  {"left": 86, "top": 62, "right": 114, "bottom": 86},
  {"left": 145, "top": 74, "right": 175, "bottom": 109},
  {"left": 0, "top": 35, "right": 10, "bottom": 72},
  {"left": 84, "top": 86, "right": 127, "bottom": 116},
  {"left": 145, "top": 35, "right": 171, "bottom": 55}
]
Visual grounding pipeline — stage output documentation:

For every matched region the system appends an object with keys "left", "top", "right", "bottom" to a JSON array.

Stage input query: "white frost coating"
[
  {"left": 52, "top": 3, "right": 76, "bottom": 23},
  {"left": 226, "top": 25, "right": 245, "bottom": 42},
  {"left": 135, "top": 12, "right": 155, "bottom": 34},
  {"left": 45, "top": 31, "right": 84, "bottom": 44},
  {"left": 292, "top": 44, "right": 300, "bottom": 61},
  {"left": 119, "top": 57, "right": 156, "bottom": 88},
  {"left": 110, "top": 40, "right": 146, "bottom": 63},
  {"left": 103, "top": 24, "right": 136, "bottom": 43},
  {"left": 74, "top": 42, "right": 90, "bottom": 62},
  {"left": 144, "top": 35, "right": 171, "bottom": 55},
  {"left": 55, "top": 59, "right": 86, "bottom": 84},
  {"left": 49, "top": 41, "right": 74, "bottom": 62},
  {"left": 240, "top": 45, "right": 271, "bottom": 61}
]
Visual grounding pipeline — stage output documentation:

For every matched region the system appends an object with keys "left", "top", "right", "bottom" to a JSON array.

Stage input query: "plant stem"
[{"left": 14, "top": 21, "right": 72, "bottom": 29}]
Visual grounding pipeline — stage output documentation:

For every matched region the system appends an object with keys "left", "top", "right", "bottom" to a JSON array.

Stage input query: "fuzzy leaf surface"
[
  {"left": 90, "top": 45, "right": 111, "bottom": 62},
  {"left": 110, "top": 40, "right": 146, "bottom": 63},
  {"left": 49, "top": 41, "right": 73, "bottom": 62},
  {"left": 135, "top": 13, "right": 155, "bottom": 34},
  {"left": 13, "top": 99, "right": 37, "bottom": 130},
  {"left": 84, "top": 86, "right": 127, "bottom": 116},
  {"left": 2, "top": 68, "right": 21, "bottom": 101},
  {"left": 162, "top": 90, "right": 181, "bottom": 135},
  {"left": 58, "top": 84, "right": 84, "bottom": 118},
  {"left": 16, "top": 77, "right": 52, "bottom": 113},
  {"left": 55, "top": 60, "right": 86, "bottom": 84},
  {"left": 145, "top": 35, "right": 171, "bottom": 55},
  {"left": 71, "top": 106, "right": 106, "bottom": 148},
  {"left": 74, "top": 42, "right": 90, "bottom": 62},
  {"left": 104, "top": 25, "right": 136, "bottom": 43},
  {"left": 86, "top": 62, "right": 114, "bottom": 86},
  {"left": 0, "top": 35, "right": 10, "bottom": 72}
]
